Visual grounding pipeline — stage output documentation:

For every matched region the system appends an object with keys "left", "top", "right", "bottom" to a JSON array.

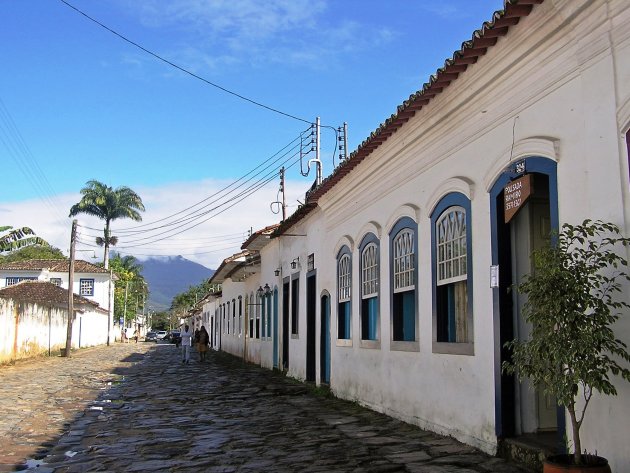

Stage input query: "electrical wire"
[
  {"left": 110, "top": 151, "right": 303, "bottom": 249},
  {"left": 0, "top": 98, "right": 67, "bottom": 223},
  {"left": 80, "top": 130, "right": 308, "bottom": 235},
  {"left": 80, "top": 138, "right": 304, "bottom": 245},
  {"left": 57, "top": 0, "right": 312, "bottom": 125}
]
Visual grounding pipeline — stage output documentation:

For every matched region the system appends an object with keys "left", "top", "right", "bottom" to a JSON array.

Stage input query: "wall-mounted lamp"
[
  {"left": 291, "top": 257, "right": 300, "bottom": 270},
  {"left": 274, "top": 267, "right": 281, "bottom": 276},
  {"left": 250, "top": 284, "right": 272, "bottom": 305}
]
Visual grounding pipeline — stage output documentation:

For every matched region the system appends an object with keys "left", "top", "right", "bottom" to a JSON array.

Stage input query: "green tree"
[
  {"left": 503, "top": 220, "right": 630, "bottom": 466},
  {"left": 0, "top": 225, "right": 49, "bottom": 253},
  {"left": 68, "top": 180, "right": 145, "bottom": 269},
  {"left": 0, "top": 244, "right": 65, "bottom": 264},
  {"left": 109, "top": 253, "right": 147, "bottom": 325}
]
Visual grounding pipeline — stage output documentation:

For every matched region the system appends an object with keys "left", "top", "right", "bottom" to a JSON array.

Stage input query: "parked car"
[
  {"left": 165, "top": 330, "right": 182, "bottom": 346},
  {"left": 155, "top": 330, "right": 168, "bottom": 341},
  {"left": 144, "top": 331, "right": 157, "bottom": 342}
]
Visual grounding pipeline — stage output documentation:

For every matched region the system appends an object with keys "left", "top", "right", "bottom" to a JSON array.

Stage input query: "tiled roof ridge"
[
  {"left": 273, "top": 0, "right": 542, "bottom": 237},
  {"left": 0, "top": 258, "right": 108, "bottom": 273},
  {"left": 240, "top": 223, "right": 281, "bottom": 250},
  {"left": 0, "top": 280, "right": 106, "bottom": 311}
]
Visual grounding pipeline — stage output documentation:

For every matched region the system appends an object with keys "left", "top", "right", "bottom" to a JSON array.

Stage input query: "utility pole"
[
  {"left": 280, "top": 167, "right": 286, "bottom": 221},
  {"left": 315, "top": 116, "right": 322, "bottom": 186},
  {"left": 123, "top": 280, "right": 129, "bottom": 326},
  {"left": 339, "top": 122, "right": 348, "bottom": 161},
  {"left": 64, "top": 219, "right": 77, "bottom": 357},
  {"left": 106, "top": 269, "right": 112, "bottom": 346}
]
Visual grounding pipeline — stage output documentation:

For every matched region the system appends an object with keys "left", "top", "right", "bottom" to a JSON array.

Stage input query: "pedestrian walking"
[
  {"left": 180, "top": 324, "right": 193, "bottom": 363},
  {"left": 133, "top": 329, "right": 139, "bottom": 343},
  {"left": 197, "top": 326, "right": 210, "bottom": 362},
  {"left": 193, "top": 328, "right": 200, "bottom": 352}
]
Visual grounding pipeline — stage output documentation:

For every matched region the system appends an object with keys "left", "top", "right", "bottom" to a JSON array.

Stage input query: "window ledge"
[
  {"left": 359, "top": 340, "right": 381, "bottom": 350},
  {"left": 390, "top": 340, "right": 420, "bottom": 352},
  {"left": 432, "top": 341, "right": 474, "bottom": 355},
  {"left": 336, "top": 339, "right": 352, "bottom": 347}
]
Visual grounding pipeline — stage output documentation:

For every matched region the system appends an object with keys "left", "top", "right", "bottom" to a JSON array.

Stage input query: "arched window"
[
  {"left": 255, "top": 292, "right": 261, "bottom": 339},
  {"left": 226, "top": 301, "right": 231, "bottom": 335},
  {"left": 360, "top": 234, "right": 379, "bottom": 342},
  {"left": 238, "top": 296, "right": 243, "bottom": 336},
  {"left": 232, "top": 299, "right": 236, "bottom": 337},
  {"left": 266, "top": 292, "right": 272, "bottom": 340},
  {"left": 249, "top": 293, "right": 254, "bottom": 338},
  {"left": 390, "top": 217, "right": 417, "bottom": 343},
  {"left": 337, "top": 246, "right": 352, "bottom": 340},
  {"left": 431, "top": 193, "right": 473, "bottom": 354}
]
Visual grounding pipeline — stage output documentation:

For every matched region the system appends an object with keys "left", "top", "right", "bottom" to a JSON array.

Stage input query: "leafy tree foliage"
[
  {"left": 68, "top": 180, "right": 145, "bottom": 269},
  {"left": 170, "top": 279, "right": 215, "bottom": 312},
  {"left": 0, "top": 243, "right": 65, "bottom": 263},
  {"left": 503, "top": 220, "right": 630, "bottom": 465},
  {"left": 0, "top": 225, "right": 50, "bottom": 253},
  {"left": 109, "top": 253, "right": 147, "bottom": 325}
]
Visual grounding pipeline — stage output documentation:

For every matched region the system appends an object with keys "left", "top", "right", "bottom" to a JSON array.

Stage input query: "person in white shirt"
[{"left": 180, "top": 324, "right": 193, "bottom": 363}]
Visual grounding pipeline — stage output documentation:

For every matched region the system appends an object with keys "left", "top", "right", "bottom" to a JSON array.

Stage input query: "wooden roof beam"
[
  {"left": 482, "top": 26, "right": 509, "bottom": 38},
  {"left": 504, "top": 4, "right": 534, "bottom": 18},
  {"left": 493, "top": 17, "right": 521, "bottom": 28},
  {"left": 472, "top": 37, "right": 498, "bottom": 48}
]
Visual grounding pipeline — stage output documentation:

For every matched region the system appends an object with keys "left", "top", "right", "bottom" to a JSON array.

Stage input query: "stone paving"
[{"left": 0, "top": 342, "right": 531, "bottom": 472}]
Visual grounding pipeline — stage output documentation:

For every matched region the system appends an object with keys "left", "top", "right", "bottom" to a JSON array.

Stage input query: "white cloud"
[
  {"left": 0, "top": 177, "right": 312, "bottom": 270},
  {"left": 115, "top": 0, "right": 394, "bottom": 72}
]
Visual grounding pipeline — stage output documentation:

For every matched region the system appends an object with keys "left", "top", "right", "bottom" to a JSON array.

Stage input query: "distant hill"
[{"left": 140, "top": 256, "right": 214, "bottom": 311}]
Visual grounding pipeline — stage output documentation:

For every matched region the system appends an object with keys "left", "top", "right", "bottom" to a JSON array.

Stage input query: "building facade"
[{"left": 201, "top": 1, "right": 630, "bottom": 470}]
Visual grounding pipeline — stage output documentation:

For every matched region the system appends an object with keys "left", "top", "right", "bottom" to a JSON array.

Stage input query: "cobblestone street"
[{"left": 1, "top": 343, "right": 530, "bottom": 472}]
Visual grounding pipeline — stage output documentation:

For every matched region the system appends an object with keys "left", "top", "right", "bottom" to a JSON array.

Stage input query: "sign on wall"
[{"left": 504, "top": 174, "right": 533, "bottom": 223}]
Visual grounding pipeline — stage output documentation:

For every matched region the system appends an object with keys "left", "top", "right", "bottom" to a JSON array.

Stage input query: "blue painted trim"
[
  {"left": 336, "top": 245, "right": 352, "bottom": 340},
  {"left": 79, "top": 278, "right": 95, "bottom": 296},
  {"left": 359, "top": 233, "right": 380, "bottom": 341},
  {"left": 488, "top": 156, "right": 564, "bottom": 445},
  {"left": 429, "top": 193, "right": 473, "bottom": 346},
  {"left": 389, "top": 217, "right": 419, "bottom": 342},
  {"left": 273, "top": 288, "right": 279, "bottom": 367}
]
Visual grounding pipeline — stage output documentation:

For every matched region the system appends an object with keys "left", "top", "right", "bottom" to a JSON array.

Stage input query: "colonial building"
[
  {"left": 0, "top": 259, "right": 115, "bottom": 341},
  {"left": 0, "top": 281, "right": 109, "bottom": 362},
  {"left": 201, "top": 1, "right": 630, "bottom": 470}
]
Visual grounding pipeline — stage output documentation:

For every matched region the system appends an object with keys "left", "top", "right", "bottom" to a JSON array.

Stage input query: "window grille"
[
  {"left": 393, "top": 229, "right": 415, "bottom": 292},
  {"left": 436, "top": 207, "right": 467, "bottom": 285},
  {"left": 361, "top": 243, "right": 378, "bottom": 298},
  {"left": 79, "top": 279, "right": 94, "bottom": 296},
  {"left": 338, "top": 254, "right": 351, "bottom": 302}
]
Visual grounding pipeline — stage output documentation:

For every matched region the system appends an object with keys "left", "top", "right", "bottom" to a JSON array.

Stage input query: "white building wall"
[
  {"left": 263, "top": 0, "right": 630, "bottom": 465},
  {"left": 0, "top": 298, "right": 108, "bottom": 363}
]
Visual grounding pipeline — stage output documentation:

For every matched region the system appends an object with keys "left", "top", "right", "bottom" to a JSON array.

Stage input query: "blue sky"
[{"left": 1, "top": 0, "right": 505, "bottom": 268}]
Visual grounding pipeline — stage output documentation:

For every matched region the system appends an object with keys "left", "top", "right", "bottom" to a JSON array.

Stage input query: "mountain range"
[{"left": 139, "top": 256, "right": 214, "bottom": 311}]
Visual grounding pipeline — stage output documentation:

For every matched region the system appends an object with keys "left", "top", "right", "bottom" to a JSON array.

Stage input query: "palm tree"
[
  {"left": 68, "top": 180, "right": 145, "bottom": 269},
  {"left": 0, "top": 225, "right": 49, "bottom": 253}
]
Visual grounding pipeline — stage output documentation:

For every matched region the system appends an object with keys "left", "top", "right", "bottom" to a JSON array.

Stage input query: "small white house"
[{"left": 0, "top": 280, "right": 109, "bottom": 362}]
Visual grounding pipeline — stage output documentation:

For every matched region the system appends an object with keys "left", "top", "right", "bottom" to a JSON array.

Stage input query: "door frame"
[
  {"left": 320, "top": 291, "right": 331, "bottom": 384},
  {"left": 273, "top": 287, "right": 279, "bottom": 369},
  {"left": 489, "top": 156, "right": 565, "bottom": 446},
  {"left": 282, "top": 277, "right": 290, "bottom": 370},
  {"left": 306, "top": 270, "right": 317, "bottom": 382}
]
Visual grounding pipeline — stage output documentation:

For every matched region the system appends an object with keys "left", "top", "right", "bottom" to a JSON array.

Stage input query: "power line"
[
  {"left": 0, "top": 97, "right": 67, "bottom": 223},
  {"left": 79, "top": 131, "right": 307, "bottom": 236},
  {"left": 57, "top": 0, "right": 312, "bottom": 125}
]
